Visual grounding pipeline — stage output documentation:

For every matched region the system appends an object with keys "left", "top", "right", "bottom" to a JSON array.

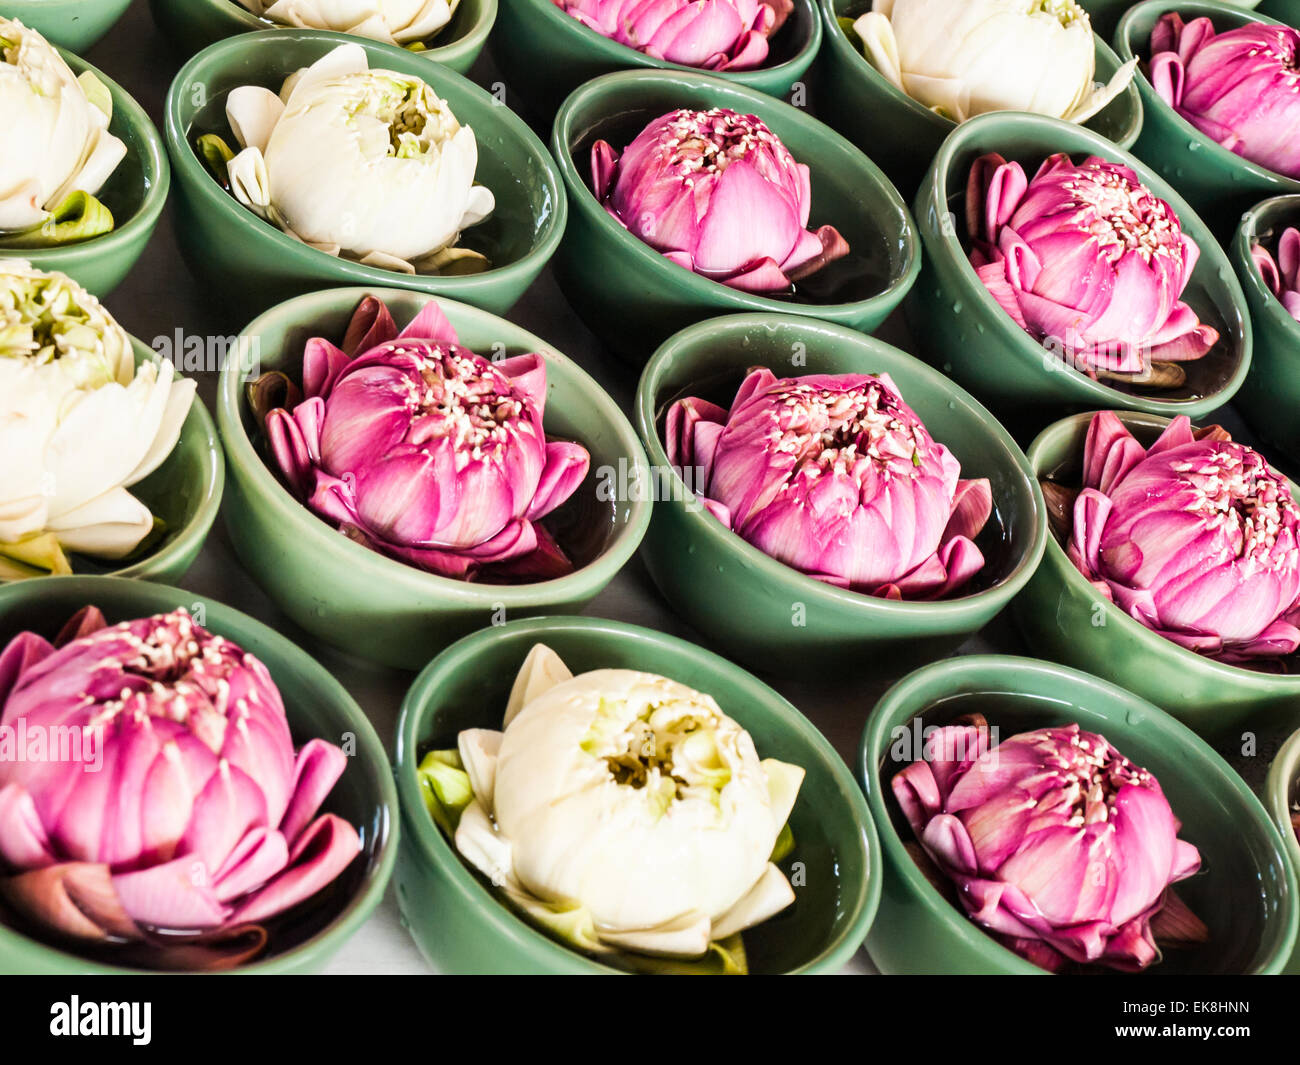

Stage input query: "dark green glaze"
[
  {"left": 0, "top": 576, "right": 398, "bottom": 975},
  {"left": 146, "top": 0, "right": 496, "bottom": 73},
  {"left": 4, "top": 0, "right": 133, "bottom": 51},
  {"left": 218, "top": 287, "right": 652, "bottom": 670},
  {"left": 550, "top": 69, "right": 920, "bottom": 363},
  {"left": 908, "top": 110, "right": 1250, "bottom": 435},
  {"left": 634, "top": 312, "right": 1047, "bottom": 678},
  {"left": 861, "top": 655, "right": 1298, "bottom": 974},
  {"left": 1014, "top": 409, "right": 1300, "bottom": 737},
  {"left": 814, "top": 0, "right": 1144, "bottom": 198},
  {"left": 1259, "top": 0, "right": 1299, "bottom": 20},
  {"left": 394, "top": 615, "right": 880, "bottom": 973},
  {"left": 163, "top": 30, "right": 565, "bottom": 320}
]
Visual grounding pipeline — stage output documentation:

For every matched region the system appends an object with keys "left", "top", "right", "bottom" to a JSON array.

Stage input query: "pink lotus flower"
[
  {"left": 666, "top": 367, "right": 992, "bottom": 598},
  {"left": 1067, "top": 411, "right": 1300, "bottom": 664},
  {"left": 1252, "top": 225, "right": 1300, "bottom": 323},
  {"left": 968, "top": 151, "right": 1217, "bottom": 378},
  {"left": 0, "top": 608, "right": 361, "bottom": 962},
  {"left": 262, "top": 296, "right": 590, "bottom": 581},
  {"left": 554, "top": 0, "right": 791, "bottom": 71},
  {"left": 1150, "top": 14, "right": 1300, "bottom": 181},
  {"left": 894, "top": 717, "right": 1201, "bottom": 971},
  {"left": 591, "top": 107, "right": 849, "bottom": 293}
]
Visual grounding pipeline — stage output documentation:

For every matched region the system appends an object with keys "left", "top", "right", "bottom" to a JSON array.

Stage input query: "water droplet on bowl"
[{"left": 1125, "top": 709, "right": 1143, "bottom": 726}]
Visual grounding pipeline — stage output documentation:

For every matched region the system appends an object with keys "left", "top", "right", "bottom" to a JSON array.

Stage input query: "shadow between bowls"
[
  {"left": 1013, "top": 409, "right": 1300, "bottom": 738},
  {"left": 1085, "top": 0, "right": 1259, "bottom": 38},
  {"left": 393, "top": 614, "right": 881, "bottom": 974},
  {"left": 217, "top": 286, "right": 652, "bottom": 671},
  {"left": 146, "top": 0, "right": 497, "bottom": 74},
  {"left": 550, "top": 69, "right": 920, "bottom": 364},
  {"left": 0, "top": 576, "right": 398, "bottom": 976},
  {"left": 163, "top": 29, "right": 565, "bottom": 321},
  {"left": 491, "top": 0, "right": 822, "bottom": 124},
  {"left": 861, "top": 654, "right": 1298, "bottom": 975},
  {"left": 907, "top": 110, "right": 1251, "bottom": 438},
  {"left": 1116, "top": 0, "right": 1300, "bottom": 240},
  {"left": 1232, "top": 195, "right": 1300, "bottom": 466},
  {"left": 1, "top": 49, "right": 170, "bottom": 299},
  {"left": 1264, "top": 726, "right": 1300, "bottom": 972},
  {"left": 4, "top": 0, "right": 133, "bottom": 52},
  {"left": 633, "top": 312, "right": 1048, "bottom": 679},
  {"left": 814, "top": 0, "right": 1144, "bottom": 199}
]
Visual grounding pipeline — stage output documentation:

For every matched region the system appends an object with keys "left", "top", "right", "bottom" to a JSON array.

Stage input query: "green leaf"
[
  {"left": 195, "top": 133, "right": 236, "bottom": 187},
  {"left": 417, "top": 749, "right": 475, "bottom": 834},
  {"left": 0, "top": 192, "right": 115, "bottom": 248},
  {"left": 618, "top": 934, "right": 749, "bottom": 975},
  {"left": 770, "top": 822, "right": 795, "bottom": 864}
]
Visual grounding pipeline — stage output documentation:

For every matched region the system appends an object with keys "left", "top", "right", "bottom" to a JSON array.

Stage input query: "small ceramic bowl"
[
  {"left": 551, "top": 69, "right": 920, "bottom": 364},
  {"left": 1232, "top": 195, "right": 1300, "bottom": 465},
  {"left": 218, "top": 286, "right": 652, "bottom": 670},
  {"left": 1086, "top": 0, "right": 1259, "bottom": 38},
  {"left": 1013, "top": 409, "right": 1300, "bottom": 738},
  {"left": 1116, "top": 0, "right": 1300, "bottom": 239},
  {"left": 4, "top": 0, "right": 133, "bottom": 51},
  {"left": 491, "top": 0, "right": 822, "bottom": 123},
  {"left": 146, "top": 0, "right": 496, "bottom": 74},
  {"left": 634, "top": 312, "right": 1048, "bottom": 678},
  {"left": 1263, "top": 725, "right": 1300, "bottom": 972},
  {"left": 908, "top": 110, "right": 1251, "bottom": 435},
  {"left": 1, "top": 49, "right": 170, "bottom": 298},
  {"left": 394, "top": 615, "right": 881, "bottom": 974},
  {"left": 164, "top": 30, "right": 565, "bottom": 320},
  {"left": 862, "top": 654, "right": 1298, "bottom": 974},
  {"left": 815, "top": 0, "right": 1143, "bottom": 197},
  {"left": 0, "top": 576, "right": 398, "bottom": 976}
]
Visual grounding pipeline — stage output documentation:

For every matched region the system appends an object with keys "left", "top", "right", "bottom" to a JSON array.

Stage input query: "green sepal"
[
  {"left": 0, "top": 192, "right": 115, "bottom": 248},
  {"left": 417, "top": 749, "right": 475, "bottom": 834}
]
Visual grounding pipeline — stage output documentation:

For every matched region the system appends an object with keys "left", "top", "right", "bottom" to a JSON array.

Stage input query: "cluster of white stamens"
[
  {"left": 1061, "top": 161, "right": 1181, "bottom": 266},
  {"left": 1048, "top": 726, "right": 1155, "bottom": 827},
  {"left": 658, "top": 108, "right": 779, "bottom": 184}
]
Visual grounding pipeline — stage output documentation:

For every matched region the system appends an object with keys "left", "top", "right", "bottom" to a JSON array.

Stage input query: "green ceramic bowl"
[
  {"left": 862, "top": 654, "right": 1298, "bottom": 974},
  {"left": 1263, "top": 725, "right": 1300, "bottom": 972},
  {"left": 1086, "top": 0, "right": 1259, "bottom": 38},
  {"left": 164, "top": 30, "right": 565, "bottom": 320},
  {"left": 908, "top": 110, "right": 1251, "bottom": 435},
  {"left": 1, "top": 49, "right": 170, "bottom": 298},
  {"left": 4, "top": 0, "right": 133, "bottom": 51},
  {"left": 147, "top": 0, "right": 496, "bottom": 73},
  {"left": 551, "top": 69, "right": 920, "bottom": 364},
  {"left": 0, "top": 576, "right": 398, "bottom": 975},
  {"left": 815, "top": 0, "right": 1143, "bottom": 198},
  {"left": 218, "top": 286, "right": 652, "bottom": 670},
  {"left": 394, "top": 615, "right": 881, "bottom": 974},
  {"left": 1259, "top": 0, "right": 1299, "bottom": 20},
  {"left": 1116, "top": 0, "right": 1300, "bottom": 239},
  {"left": 1013, "top": 409, "right": 1300, "bottom": 738},
  {"left": 491, "top": 0, "right": 822, "bottom": 123},
  {"left": 634, "top": 313, "right": 1048, "bottom": 678},
  {"left": 1232, "top": 195, "right": 1300, "bottom": 465}
]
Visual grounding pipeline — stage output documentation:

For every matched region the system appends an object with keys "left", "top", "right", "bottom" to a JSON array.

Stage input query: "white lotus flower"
[
  {"left": 852, "top": 0, "right": 1136, "bottom": 124},
  {"left": 0, "top": 263, "right": 196, "bottom": 578},
  {"left": 431, "top": 645, "right": 804, "bottom": 963},
  {"left": 0, "top": 18, "right": 126, "bottom": 236},
  {"left": 237, "top": 0, "right": 461, "bottom": 46},
  {"left": 217, "top": 43, "right": 494, "bottom": 274}
]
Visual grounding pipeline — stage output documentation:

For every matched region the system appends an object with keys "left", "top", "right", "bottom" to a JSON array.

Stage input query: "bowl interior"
[
  {"left": 1268, "top": 729, "right": 1300, "bottom": 877},
  {"left": 169, "top": 30, "right": 559, "bottom": 274},
  {"left": 399, "top": 617, "right": 878, "bottom": 974},
  {"left": 639, "top": 315, "right": 1044, "bottom": 601},
  {"left": 226, "top": 287, "right": 646, "bottom": 581},
  {"left": 555, "top": 71, "right": 916, "bottom": 311},
  {"left": 931, "top": 113, "right": 1249, "bottom": 408},
  {"left": 865, "top": 657, "right": 1297, "bottom": 974},
  {"left": 0, "top": 577, "right": 395, "bottom": 973},
  {"left": 1237, "top": 194, "right": 1300, "bottom": 329}
]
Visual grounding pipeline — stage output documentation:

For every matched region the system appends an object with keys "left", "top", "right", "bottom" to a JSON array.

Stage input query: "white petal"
[
  {"left": 503, "top": 643, "right": 572, "bottom": 726},
  {"left": 456, "top": 728, "right": 502, "bottom": 814},
  {"left": 280, "top": 42, "right": 370, "bottom": 105},
  {"left": 1066, "top": 57, "right": 1139, "bottom": 125},
  {"left": 453, "top": 799, "right": 514, "bottom": 888},
  {"left": 853, "top": 12, "right": 904, "bottom": 91},
  {"left": 600, "top": 912, "right": 712, "bottom": 958},
  {"left": 46, "top": 487, "right": 152, "bottom": 558},
  {"left": 227, "top": 146, "right": 272, "bottom": 212},
  {"left": 762, "top": 757, "right": 804, "bottom": 831},
  {"left": 226, "top": 85, "right": 285, "bottom": 152},
  {"left": 711, "top": 863, "right": 795, "bottom": 940}
]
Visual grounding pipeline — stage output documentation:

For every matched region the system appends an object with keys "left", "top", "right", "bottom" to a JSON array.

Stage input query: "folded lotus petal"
[
  {"left": 179, "top": 762, "right": 269, "bottom": 876},
  {"left": 1254, "top": 227, "right": 1300, "bottom": 322},
  {"left": 944, "top": 478, "right": 992, "bottom": 543},
  {"left": 891, "top": 759, "right": 942, "bottom": 836},
  {"left": 527, "top": 443, "right": 590, "bottom": 521},
  {"left": 496, "top": 352, "right": 548, "bottom": 411},
  {"left": 783, "top": 224, "right": 850, "bottom": 282},
  {"left": 397, "top": 299, "right": 459, "bottom": 346},
  {"left": 920, "top": 812, "right": 979, "bottom": 876},
  {"left": 279, "top": 738, "right": 348, "bottom": 845},
  {"left": 1, "top": 862, "right": 140, "bottom": 941},
  {"left": 211, "top": 826, "right": 289, "bottom": 902},
  {"left": 0, "top": 632, "right": 54, "bottom": 715},
  {"left": 342, "top": 295, "right": 398, "bottom": 355},
  {"left": 0, "top": 783, "right": 56, "bottom": 867},
  {"left": 665, "top": 395, "right": 727, "bottom": 469},
  {"left": 302, "top": 338, "right": 352, "bottom": 400},
  {"left": 226, "top": 85, "right": 285, "bottom": 153},
  {"left": 558, "top": 0, "right": 777, "bottom": 70},
  {"left": 225, "top": 813, "right": 361, "bottom": 925},
  {"left": 112, "top": 855, "right": 229, "bottom": 930}
]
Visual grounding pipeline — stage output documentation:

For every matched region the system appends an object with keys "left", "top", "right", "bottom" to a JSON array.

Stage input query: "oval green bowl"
[
  {"left": 908, "top": 110, "right": 1251, "bottom": 435},
  {"left": 1264, "top": 725, "right": 1300, "bottom": 972},
  {"left": 1116, "top": 0, "right": 1300, "bottom": 240},
  {"left": 491, "top": 0, "right": 821, "bottom": 123},
  {"left": 146, "top": 0, "right": 496, "bottom": 74},
  {"left": 394, "top": 615, "right": 881, "bottom": 974},
  {"left": 862, "top": 654, "right": 1298, "bottom": 974},
  {"left": 1013, "top": 409, "right": 1300, "bottom": 738},
  {"left": 164, "top": 30, "right": 565, "bottom": 320},
  {"left": 634, "top": 312, "right": 1048, "bottom": 678},
  {"left": 1085, "top": 0, "right": 1259, "bottom": 38},
  {"left": 218, "top": 286, "right": 652, "bottom": 670},
  {"left": 0, "top": 575, "right": 398, "bottom": 975},
  {"left": 4, "top": 0, "right": 133, "bottom": 51},
  {"left": 1232, "top": 195, "right": 1300, "bottom": 466},
  {"left": 815, "top": 0, "right": 1143, "bottom": 198},
  {"left": 1, "top": 48, "right": 170, "bottom": 298},
  {"left": 551, "top": 69, "right": 920, "bottom": 364}
]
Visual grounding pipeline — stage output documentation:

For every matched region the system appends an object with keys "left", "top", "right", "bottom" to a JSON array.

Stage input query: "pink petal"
[
  {"left": 225, "top": 814, "right": 361, "bottom": 925},
  {"left": 278, "top": 739, "right": 348, "bottom": 846},
  {"left": 112, "top": 855, "right": 229, "bottom": 930}
]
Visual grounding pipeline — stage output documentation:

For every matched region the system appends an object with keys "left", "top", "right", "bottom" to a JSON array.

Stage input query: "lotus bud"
[
  {"left": 1252, "top": 225, "right": 1300, "bottom": 323},
  {"left": 236, "top": 0, "right": 462, "bottom": 46}
]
